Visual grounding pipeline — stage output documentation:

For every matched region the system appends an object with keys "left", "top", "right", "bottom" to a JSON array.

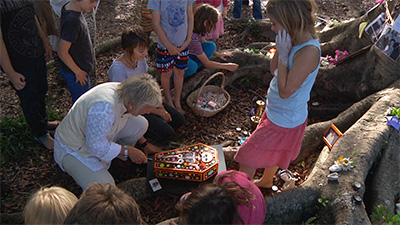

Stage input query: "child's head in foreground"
[
  {"left": 177, "top": 183, "right": 243, "bottom": 224},
  {"left": 266, "top": 0, "right": 318, "bottom": 43},
  {"left": 63, "top": 182, "right": 145, "bottom": 225},
  {"left": 24, "top": 186, "right": 78, "bottom": 225}
]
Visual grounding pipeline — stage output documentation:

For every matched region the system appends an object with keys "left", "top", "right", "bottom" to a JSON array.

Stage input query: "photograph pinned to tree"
[
  {"left": 323, "top": 124, "right": 343, "bottom": 149},
  {"left": 365, "top": 12, "right": 386, "bottom": 42},
  {"left": 375, "top": 23, "right": 400, "bottom": 62}
]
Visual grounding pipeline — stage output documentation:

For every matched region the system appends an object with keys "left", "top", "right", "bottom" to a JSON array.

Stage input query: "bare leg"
[
  {"left": 253, "top": 166, "right": 279, "bottom": 188},
  {"left": 161, "top": 70, "right": 174, "bottom": 107},
  {"left": 239, "top": 164, "right": 256, "bottom": 180},
  {"left": 172, "top": 67, "right": 185, "bottom": 114}
]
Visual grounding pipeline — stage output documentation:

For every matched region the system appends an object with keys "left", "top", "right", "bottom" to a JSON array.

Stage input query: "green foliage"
[
  {"left": 247, "top": 18, "right": 260, "bottom": 37},
  {"left": 302, "top": 216, "right": 317, "bottom": 225},
  {"left": 370, "top": 205, "right": 400, "bottom": 225},
  {"left": 238, "top": 74, "right": 255, "bottom": 87},
  {"left": 386, "top": 107, "right": 400, "bottom": 117},
  {"left": 0, "top": 115, "right": 35, "bottom": 165},
  {"left": 317, "top": 197, "right": 329, "bottom": 208}
]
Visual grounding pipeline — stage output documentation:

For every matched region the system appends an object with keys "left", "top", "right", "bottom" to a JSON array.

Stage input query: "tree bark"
[
  {"left": 295, "top": 80, "right": 400, "bottom": 164},
  {"left": 262, "top": 85, "right": 400, "bottom": 224}
]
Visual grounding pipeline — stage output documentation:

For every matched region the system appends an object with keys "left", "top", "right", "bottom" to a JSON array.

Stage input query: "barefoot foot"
[
  {"left": 42, "top": 137, "right": 55, "bottom": 150},
  {"left": 173, "top": 100, "right": 185, "bottom": 115},
  {"left": 253, "top": 179, "right": 273, "bottom": 188},
  {"left": 47, "top": 120, "right": 60, "bottom": 130}
]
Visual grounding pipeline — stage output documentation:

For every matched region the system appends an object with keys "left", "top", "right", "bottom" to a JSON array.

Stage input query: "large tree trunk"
[{"left": 264, "top": 83, "right": 400, "bottom": 224}]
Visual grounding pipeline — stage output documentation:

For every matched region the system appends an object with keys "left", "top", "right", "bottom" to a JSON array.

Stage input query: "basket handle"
[{"left": 196, "top": 72, "right": 226, "bottom": 101}]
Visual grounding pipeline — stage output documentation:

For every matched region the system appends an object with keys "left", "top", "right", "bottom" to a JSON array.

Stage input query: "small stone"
[
  {"left": 327, "top": 172, "right": 339, "bottom": 181},
  {"left": 329, "top": 164, "right": 342, "bottom": 173},
  {"left": 243, "top": 131, "right": 249, "bottom": 136},
  {"left": 352, "top": 181, "right": 361, "bottom": 190},
  {"left": 271, "top": 185, "right": 278, "bottom": 192},
  {"left": 353, "top": 194, "right": 363, "bottom": 204},
  {"left": 236, "top": 127, "right": 242, "bottom": 132},
  {"left": 312, "top": 102, "right": 320, "bottom": 106}
]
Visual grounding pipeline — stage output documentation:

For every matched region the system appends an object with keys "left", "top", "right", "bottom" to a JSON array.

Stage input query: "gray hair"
[{"left": 116, "top": 74, "right": 162, "bottom": 114}]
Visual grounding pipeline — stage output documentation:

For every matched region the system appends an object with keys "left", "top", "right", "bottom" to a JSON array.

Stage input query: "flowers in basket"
[{"left": 320, "top": 50, "right": 349, "bottom": 66}]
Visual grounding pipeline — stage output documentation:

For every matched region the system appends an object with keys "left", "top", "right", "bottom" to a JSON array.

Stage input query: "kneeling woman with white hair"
[{"left": 54, "top": 74, "right": 162, "bottom": 190}]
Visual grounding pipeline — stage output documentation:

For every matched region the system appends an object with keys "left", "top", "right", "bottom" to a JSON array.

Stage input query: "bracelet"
[{"left": 123, "top": 145, "right": 129, "bottom": 160}]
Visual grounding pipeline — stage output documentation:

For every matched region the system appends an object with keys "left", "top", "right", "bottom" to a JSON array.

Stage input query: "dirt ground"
[{"left": 0, "top": 0, "right": 376, "bottom": 224}]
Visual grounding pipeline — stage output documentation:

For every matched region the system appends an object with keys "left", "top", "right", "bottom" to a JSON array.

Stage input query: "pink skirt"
[
  {"left": 205, "top": 15, "right": 224, "bottom": 39},
  {"left": 234, "top": 113, "right": 307, "bottom": 169}
]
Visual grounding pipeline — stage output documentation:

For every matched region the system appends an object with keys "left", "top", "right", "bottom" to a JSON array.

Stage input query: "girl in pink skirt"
[
  {"left": 234, "top": 0, "right": 321, "bottom": 188},
  {"left": 195, "top": 0, "right": 228, "bottom": 40}
]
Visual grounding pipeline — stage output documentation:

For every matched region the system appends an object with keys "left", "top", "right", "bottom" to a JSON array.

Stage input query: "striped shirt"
[{"left": 140, "top": 0, "right": 153, "bottom": 32}]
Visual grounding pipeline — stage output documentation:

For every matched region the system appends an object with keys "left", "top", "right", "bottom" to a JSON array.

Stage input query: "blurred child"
[
  {"left": 177, "top": 170, "right": 266, "bottom": 225},
  {"left": 233, "top": 0, "right": 262, "bottom": 19},
  {"left": 195, "top": 0, "right": 228, "bottom": 40},
  {"left": 148, "top": 0, "right": 195, "bottom": 114},
  {"left": 185, "top": 4, "right": 238, "bottom": 77},
  {"left": 24, "top": 186, "right": 78, "bottom": 225},
  {"left": 63, "top": 183, "right": 145, "bottom": 225},
  {"left": 234, "top": 0, "right": 321, "bottom": 188},
  {"left": 140, "top": 0, "right": 154, "bottom": 37},
  {"left": 57, "top": 0, "right": 98, "bottom": 103},
  {"left": 0, "top": 0, "right": 56, "bottom": 150},
  {"left": 108, "top": 26, "right": 184, "bottom": 147}
]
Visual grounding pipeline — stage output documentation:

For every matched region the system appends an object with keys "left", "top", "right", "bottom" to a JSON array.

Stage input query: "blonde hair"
[
  {"left": 116, "top": 73, "right": 162, "bottom": 115},
  {"left": 24, "top": 186, "right": 78, "bottom": 225},
  {"left": 266, "top": 0, "right": 317, "bottom": 43}
]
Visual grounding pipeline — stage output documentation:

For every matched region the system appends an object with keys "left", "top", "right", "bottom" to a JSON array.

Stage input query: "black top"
[
  {"left": 0, "top": 0, "right": 44, "bottom": 69},
  {"left": 60, "top": 4, "right": 93, "bottom": 74}
]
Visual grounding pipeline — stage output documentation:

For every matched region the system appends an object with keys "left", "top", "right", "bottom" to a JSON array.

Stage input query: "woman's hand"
[
  {"left": 143, "top": 143, "right": 162, "bottom": 155},
  {"left": 128, "top": 146, "right": 148, "bottom": 164},
  {"left": 162, "top": 111, "right": 172, "bottom": 123}
]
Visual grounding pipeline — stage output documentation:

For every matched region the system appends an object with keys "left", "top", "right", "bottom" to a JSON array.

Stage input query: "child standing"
[
  {"left": 108, "top": 26, "right": 185, "bottom": 147},
  {"left": 58, "top": 0, "right": 98, "bottom": 103},
  {"left": 234, "top": 0, "right": 321, "bottom": 188},
  {"left": 140, "top": 0, "right": 154, "bottom": 37},
  {"left": 1, "top": 0, "right": 56, "bottom": 150},
  {"left": 24, "top": 186, "right": 78, "bottom": 225},
  {"left": 148, "top": 0, "right": 195, "bottom": 114}
]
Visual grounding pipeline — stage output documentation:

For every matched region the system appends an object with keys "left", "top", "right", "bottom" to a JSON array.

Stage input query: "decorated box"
[{"left": 154, "top": 143, "right": 219, "bottom": 182}]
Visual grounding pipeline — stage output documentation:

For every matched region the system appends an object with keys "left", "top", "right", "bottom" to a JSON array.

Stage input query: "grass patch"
[
  {"left": 0, "top": 107, "right": 63, "bottom": 166},
  {"left": 0, "top": 115, "right": 35, "bottom": 166}
]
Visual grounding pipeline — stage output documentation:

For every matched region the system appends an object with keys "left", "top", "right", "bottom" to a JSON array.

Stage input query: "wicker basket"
[{"left": 186, "top": 72, "right": 230, "bottom": 117}]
